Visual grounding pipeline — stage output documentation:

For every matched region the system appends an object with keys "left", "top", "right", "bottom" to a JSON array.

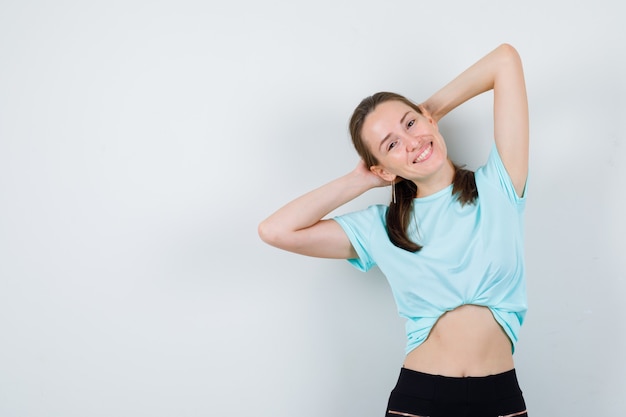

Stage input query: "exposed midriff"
[{"left": 403, "top": 304, "right": 514, "bottom": 377}]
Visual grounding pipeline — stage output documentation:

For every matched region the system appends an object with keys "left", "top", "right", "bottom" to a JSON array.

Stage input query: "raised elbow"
[
  {"left": 257, "top": 220, "right": 274, "bottom": 245},
  {"left": 258, "top": 219, "right": 285, "bottom": 248},
  {"left": 497, "top": 43, "right": 522, "bottom": 64}
]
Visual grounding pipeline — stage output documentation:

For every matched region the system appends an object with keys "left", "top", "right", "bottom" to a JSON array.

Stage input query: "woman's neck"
[{"left": 413, "top": 159, "right": 455, "bottom": 198}]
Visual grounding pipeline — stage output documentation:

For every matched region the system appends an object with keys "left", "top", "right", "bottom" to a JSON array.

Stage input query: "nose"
[{"left": 405, "top": 135, "right": 421, "bottom": 152}]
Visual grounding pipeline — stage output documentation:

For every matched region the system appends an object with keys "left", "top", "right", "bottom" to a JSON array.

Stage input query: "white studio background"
[{"left": 0, "top": 1, "right": 624, "bottom": 416}]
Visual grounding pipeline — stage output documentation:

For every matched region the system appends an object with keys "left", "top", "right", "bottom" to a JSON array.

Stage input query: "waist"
[{"left": 403, "top": 304, "right": 514, "bottom": 377}]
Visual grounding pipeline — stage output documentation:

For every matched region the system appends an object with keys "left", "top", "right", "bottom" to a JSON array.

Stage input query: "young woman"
[{"left": 259, "top": 44, "right": 529, "bottom": 417}]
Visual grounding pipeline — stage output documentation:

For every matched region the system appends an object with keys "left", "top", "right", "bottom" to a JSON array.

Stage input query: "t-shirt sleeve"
[
  {"left": 477, "top": 144, "right": 528, "bottom": 207},
  {"left": 333, "top": 205, "right": 386, "bottom": 272}
]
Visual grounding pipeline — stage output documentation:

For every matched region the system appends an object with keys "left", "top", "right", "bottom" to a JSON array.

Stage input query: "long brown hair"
[{"left": 349, "top": 92, "right": 478, "bottom": 252}]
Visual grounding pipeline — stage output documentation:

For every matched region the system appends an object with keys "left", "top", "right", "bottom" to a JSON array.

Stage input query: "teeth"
[{"left": 414, "top": 143, "right": 432, "bottom": 163}]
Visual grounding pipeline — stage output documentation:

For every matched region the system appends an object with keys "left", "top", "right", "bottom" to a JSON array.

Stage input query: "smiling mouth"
[{"left": 413, "top": 142, "right": 433, "bottom": 163}]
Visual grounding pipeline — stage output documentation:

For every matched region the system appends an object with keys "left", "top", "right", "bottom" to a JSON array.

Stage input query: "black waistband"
[{"left": 393, "top": 368, "right": 522, "bottom": 402}]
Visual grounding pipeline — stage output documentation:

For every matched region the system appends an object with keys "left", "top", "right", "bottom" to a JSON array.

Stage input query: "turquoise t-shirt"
[{"left": 334, "top": 145, "right": 527, "bottom": 354}]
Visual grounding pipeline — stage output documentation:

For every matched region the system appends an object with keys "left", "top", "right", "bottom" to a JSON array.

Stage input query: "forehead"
[{"left": 362, "top": 100, "right": 416, "bottom": 143}]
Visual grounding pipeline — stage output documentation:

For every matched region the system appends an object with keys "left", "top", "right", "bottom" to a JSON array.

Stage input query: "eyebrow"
[{"left": 379, "top": 111, "right": 412, "bottom": 151}]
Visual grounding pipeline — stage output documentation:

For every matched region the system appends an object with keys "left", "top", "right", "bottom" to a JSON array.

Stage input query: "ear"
[
  {"left": 370, "top": 165, "right": 397, "bottom": 182},
  {"left": 426, "top": 114, "right": 439, "bottom": 130},
  {"left": 418, "top": 104, "right": 439, "bottom": 129}
]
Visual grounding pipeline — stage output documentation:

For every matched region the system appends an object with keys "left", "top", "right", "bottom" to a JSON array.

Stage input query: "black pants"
[{"left": 385, "top": 368, "right": 527, "bottom": 417}]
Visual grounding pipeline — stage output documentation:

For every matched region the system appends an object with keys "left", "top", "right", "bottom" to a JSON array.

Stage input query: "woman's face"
[{"left": 361, "top": 100, "right": 451, "bottom": 184}]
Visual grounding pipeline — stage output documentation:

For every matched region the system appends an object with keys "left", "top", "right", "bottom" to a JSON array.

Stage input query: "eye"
[
  {"left": 387, "top": 140, "right": 398, "bottom": 151},
  {"left": 407, "top": 119, "right": 415, "bottom": 128}
]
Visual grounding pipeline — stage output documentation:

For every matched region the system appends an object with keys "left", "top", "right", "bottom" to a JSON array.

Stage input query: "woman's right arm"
[{"left": 258, "top": 161, "right": 386, "bottom": 259}]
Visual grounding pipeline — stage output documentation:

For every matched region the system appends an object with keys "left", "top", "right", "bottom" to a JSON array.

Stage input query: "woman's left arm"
[{"left": 420, "top": 44, "right": 529, "bottom": 197}]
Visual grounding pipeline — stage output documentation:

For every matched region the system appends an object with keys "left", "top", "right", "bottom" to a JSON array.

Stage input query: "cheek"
[{"left": 435, "top": 136, "right": 448, "bottom": 153}]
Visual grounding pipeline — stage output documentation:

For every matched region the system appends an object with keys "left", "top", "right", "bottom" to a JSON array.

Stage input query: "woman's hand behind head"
[{"left": 351, "top": 159, "right": 391, "bottom": 190}]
